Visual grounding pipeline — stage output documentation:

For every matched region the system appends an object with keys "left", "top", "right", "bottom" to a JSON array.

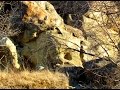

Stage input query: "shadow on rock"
[{"left": 57, "top": 58, "right": 120, "bottom": 89}]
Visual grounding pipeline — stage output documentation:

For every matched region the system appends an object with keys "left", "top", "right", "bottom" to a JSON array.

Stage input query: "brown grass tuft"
[{"left": 0, "top": 70, "right": 69, "bottom": 89}]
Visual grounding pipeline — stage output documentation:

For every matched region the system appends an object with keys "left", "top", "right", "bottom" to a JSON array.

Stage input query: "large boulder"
[
  {"left": 0, "top": 1, "right": 90, "bottom": 70},
  {"left": 19, "top": 1, "right": 90, "bottom": 69},
  {"left": 0, "top": 37, "right": 20, "bottom": 69}
]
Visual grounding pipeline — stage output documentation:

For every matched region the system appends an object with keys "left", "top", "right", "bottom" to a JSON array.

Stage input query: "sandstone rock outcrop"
[
  {"left": 19, "top": 1, "right": 89, "bottom": 69},
  {"left": 51, "top": 1, "right": 120, "bottom": 62},
  {"left": 0, "top": 1, "right": 120, "bottom": 70},
  {"left": 0, "top": 1, "right": 90, "bottom": 70}
]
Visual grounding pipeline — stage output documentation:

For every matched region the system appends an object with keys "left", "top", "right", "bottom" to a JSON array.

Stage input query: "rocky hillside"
[{"left": 0, "top": 1, "right": 120, "bottom": 89}]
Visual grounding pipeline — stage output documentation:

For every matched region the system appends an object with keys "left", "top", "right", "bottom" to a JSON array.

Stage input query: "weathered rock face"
[
  {"left": 50, "top": 1, "right": 120, "bottom": 62},
  {"left": 0, "top": 1, "right": 119, "bottom": 70},
  {"left": 19, "top": 1, "right": 90, "bottom": 69},
  {"left": 0, "top": 37, "right": 20, "bottom": 69},
  {"left": 0, "top": 1, "right": 91, "bottom": 69}
]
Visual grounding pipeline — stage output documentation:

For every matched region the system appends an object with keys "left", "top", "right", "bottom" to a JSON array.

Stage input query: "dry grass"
[{"left": 0, "top": 70, "right": 69, "bottom": 89}]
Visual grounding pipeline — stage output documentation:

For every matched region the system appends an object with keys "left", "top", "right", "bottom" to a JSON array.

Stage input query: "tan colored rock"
[
  {"left": 0, "top": 37, "right": 20, "bottom": 69},
  {"left": 82, "top": 2, "right": 120, "bottom": 62},
  {"left": 0, "top": 1, "right": 88, "bottom": 70},
  {"left": 21, "top": 25, "right": 90, "bottom": 69},
  {"left": 1, "top": 1, "right": 119, "bottom": 70},
  {"left": 17, "top": 1, "right": 90, "bottom": 69},
  {"left": 22, "top": 1, "right": 66, "bottom": 33},
  {"left": 83, "top": 11, "right": 108, "bottom": 27}
]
